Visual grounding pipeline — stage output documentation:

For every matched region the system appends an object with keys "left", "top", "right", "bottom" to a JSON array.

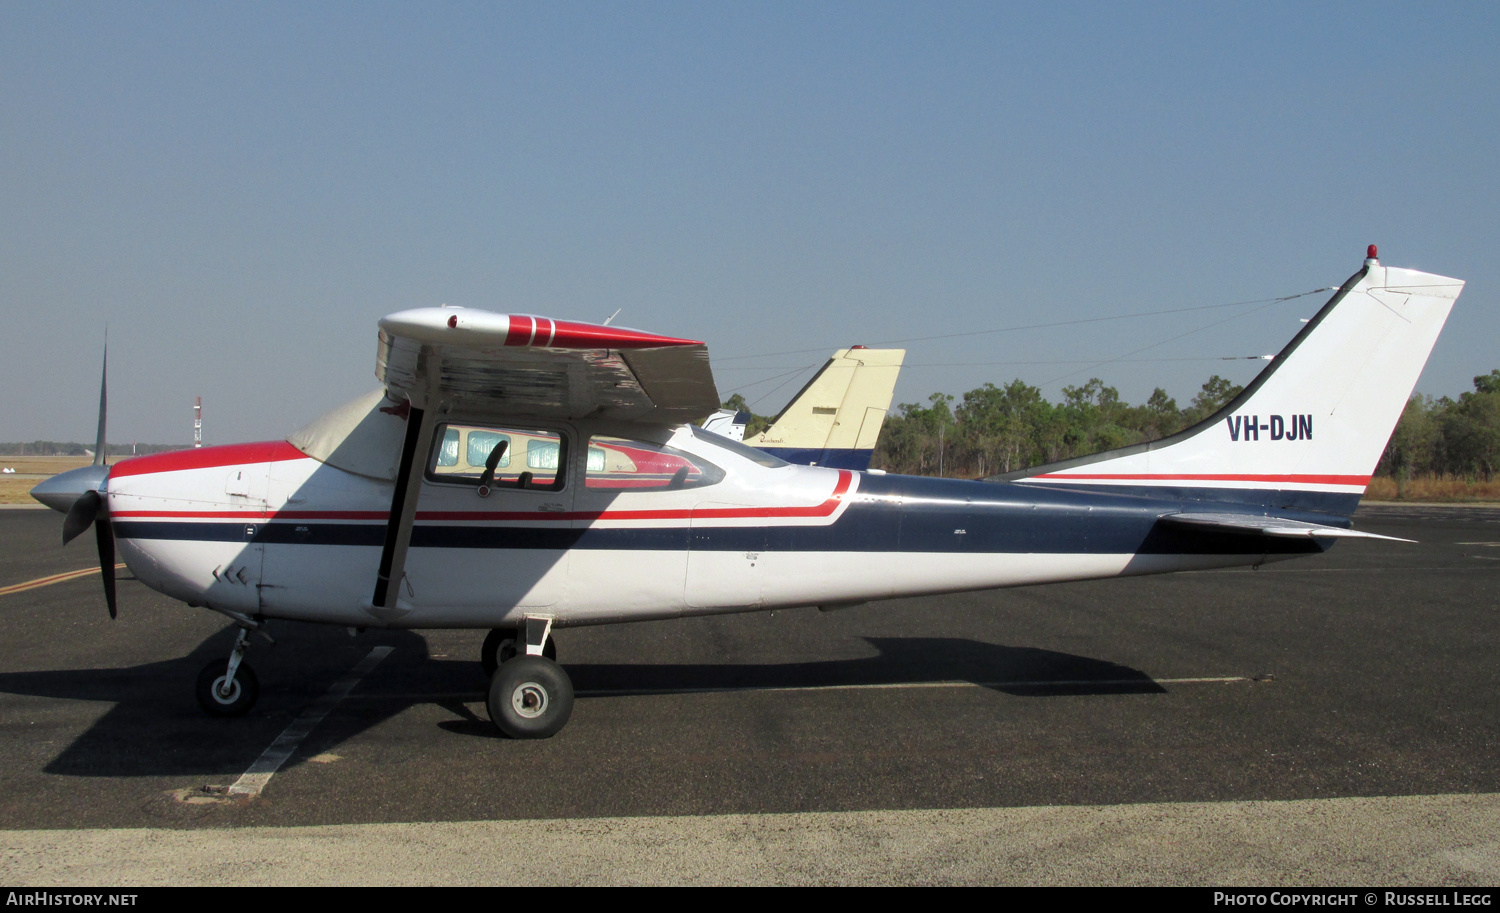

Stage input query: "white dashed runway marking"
[{"left": 229, "top": 646, "right": 393, "bottom": 797}]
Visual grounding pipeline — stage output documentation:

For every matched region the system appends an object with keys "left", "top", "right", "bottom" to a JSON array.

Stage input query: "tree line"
[
  {"left": 869, "top": 375, "right": 1245, "bottom": 478},
  {"left": 732, "top": 368, "right": 1500, "bottom": 482},
  {"left": 1379, "top": 370, "right": 1500, "bottom": 487}
]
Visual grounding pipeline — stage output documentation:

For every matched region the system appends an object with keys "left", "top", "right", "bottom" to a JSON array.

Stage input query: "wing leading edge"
[{"left": 377, "top": 308, "right": 720, "bottom": 424}]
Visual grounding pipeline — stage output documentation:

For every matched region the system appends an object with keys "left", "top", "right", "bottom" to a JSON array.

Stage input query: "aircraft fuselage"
[{"left": 105, "top": 424, "right": 1333, "bottom": 631}]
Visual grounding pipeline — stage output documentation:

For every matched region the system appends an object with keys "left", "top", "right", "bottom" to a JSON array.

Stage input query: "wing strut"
[{"left": 370, "top": 399, "right": 437, "bottom": 622}]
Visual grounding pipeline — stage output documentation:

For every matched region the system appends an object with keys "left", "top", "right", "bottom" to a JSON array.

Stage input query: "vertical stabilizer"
[
  {"left": 747, "top": 347, "right": 905, "bottom": 470},
  {"left": 1012, "top": 252, "right": 1463, "bottom": 516}
]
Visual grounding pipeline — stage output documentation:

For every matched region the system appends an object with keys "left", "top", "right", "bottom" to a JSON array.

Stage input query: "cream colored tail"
[{"left": 746, "top": 347, "right": 905, "bottom": 471}]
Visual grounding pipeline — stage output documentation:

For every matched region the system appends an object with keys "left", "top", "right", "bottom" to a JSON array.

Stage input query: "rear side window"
[
  {"left": 527, "top": 441, "right": 562, "bottom": 471},
  {"left": 427, "top": 424, "right": 566, "bottom": 491},
  {"left": 585, "top": 435, "right": 723, "bottom": 491}
]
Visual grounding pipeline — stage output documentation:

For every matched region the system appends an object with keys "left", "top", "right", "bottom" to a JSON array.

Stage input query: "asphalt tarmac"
[{"left": 2, "top": 503, "right": 1498, "bottom": 884}]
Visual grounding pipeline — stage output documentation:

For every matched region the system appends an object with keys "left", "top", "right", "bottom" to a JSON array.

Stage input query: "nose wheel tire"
[
  {"left": 481, "top": 627, "right": 556, "bottom": 677},
  {"left": 487, "top": 655, "right": 573, "bottom": 739},
  {"left": 195, "top": 659, "right": 260, "bottom": 717}
]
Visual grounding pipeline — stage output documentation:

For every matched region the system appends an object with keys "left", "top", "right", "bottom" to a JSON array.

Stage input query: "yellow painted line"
[{"left": 0, "top": 564, "right": 127, "bottom": 597}]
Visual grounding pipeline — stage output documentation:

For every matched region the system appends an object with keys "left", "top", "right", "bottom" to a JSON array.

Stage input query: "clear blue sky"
[{"left": 3, "top": 2, "right": 1496, "bottom": 444}]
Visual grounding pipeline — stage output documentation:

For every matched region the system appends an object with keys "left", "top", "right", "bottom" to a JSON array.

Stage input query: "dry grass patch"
[
  {"left": 0, "top": 478, "right": 45, "bottom": 504},
  {"left": 0, "top": 456, "right": 90, "bottom": 505},
  {"left": 0, "top": 456, "right": 92, "bottom": 475},
  {"left": 1366, "top": 475, "right": 1500, "bottom": 502}
]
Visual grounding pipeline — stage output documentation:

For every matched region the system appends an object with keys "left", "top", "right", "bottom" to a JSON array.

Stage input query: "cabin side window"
[
  {"left": 426, "top": 423, "right": 566, "bottom": 491},
  {"left": 584, "top": 435, "right": 723, "bottom": 491}
]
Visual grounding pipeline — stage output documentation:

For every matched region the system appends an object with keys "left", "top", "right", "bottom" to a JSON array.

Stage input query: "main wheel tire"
[
  {"left": 481, "top": 628, "right": 510, "bottom": 677},
  {"left": 487, "top": 655, "right": 574, "bottom": 739},
  {"left": 195, "top": 659, "right": 260, "bottom": 717},
  {"left": 481, "top": 627, "right": 556, "bottom": 677}
]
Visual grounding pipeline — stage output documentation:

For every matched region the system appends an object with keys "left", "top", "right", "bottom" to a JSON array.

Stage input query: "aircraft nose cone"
[{"left": 30, "top": 465, "right": 111, "bottom": 513}]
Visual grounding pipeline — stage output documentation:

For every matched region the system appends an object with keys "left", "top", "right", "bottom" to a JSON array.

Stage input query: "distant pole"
[
  {"left": 938, "top": 420, "right": 945, "bottom": 478},
  {"left": 194, "top": 396, "right": 202, "bottom": 448}
]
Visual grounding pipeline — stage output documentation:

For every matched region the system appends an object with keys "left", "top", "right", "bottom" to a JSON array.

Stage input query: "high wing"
[
  {"left": 1159, "top": 512, "right": 1414, "bottom": 543},
  {"left": 377, "top": 308, "right": 720, "bottom": 423},
  {"left": 369, "top": 307, "right": 721, "bottom": 619}
]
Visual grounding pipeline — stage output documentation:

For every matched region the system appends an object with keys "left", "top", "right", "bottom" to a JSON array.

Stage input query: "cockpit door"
[{"left": 401, "top": 422, "right": 577, "bottom": 622}]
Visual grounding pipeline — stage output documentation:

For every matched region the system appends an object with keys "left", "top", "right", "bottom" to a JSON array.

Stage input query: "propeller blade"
[
  {"left": 62, "top": 490, "right": 101, "bottom": 544},
  {"left": 93, "top": 335, "right": 108, "bottom": 467},
  {"left": 95, "top": 514, "right": 117, "bottom": 620}
]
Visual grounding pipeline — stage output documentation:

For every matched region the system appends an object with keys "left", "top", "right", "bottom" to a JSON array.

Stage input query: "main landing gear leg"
[
  {"left": 480, "top": 621, "right": 557, "bottom": 677},
  {"left": 196, "top": 624, "right": 267, "bottom": 717},
  {"left": 486, "top": 615, "right": 573, "bottom": 739}
]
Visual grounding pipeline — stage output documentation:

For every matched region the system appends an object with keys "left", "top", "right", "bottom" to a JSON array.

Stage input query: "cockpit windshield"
[{"left": 286, "top": 388, "right": 407, "bottom": 480}]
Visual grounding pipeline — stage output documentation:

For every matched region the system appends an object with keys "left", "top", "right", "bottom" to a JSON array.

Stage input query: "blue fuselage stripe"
[
  {"left": 760, "top": 447, "right": 874, "bottom": 471},
  {"left": 112, "top": 474, "right": 1339, "bottom": 557}
]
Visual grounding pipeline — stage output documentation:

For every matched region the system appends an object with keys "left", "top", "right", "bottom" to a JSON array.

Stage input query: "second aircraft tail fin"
[{"left": 748, "top": 347, "right": 905, "bottom": 471}]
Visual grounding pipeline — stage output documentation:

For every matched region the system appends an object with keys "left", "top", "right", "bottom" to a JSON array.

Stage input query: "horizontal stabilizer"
[{"left": 1160, "top": 512, "right": 1414, "bottom": 542}]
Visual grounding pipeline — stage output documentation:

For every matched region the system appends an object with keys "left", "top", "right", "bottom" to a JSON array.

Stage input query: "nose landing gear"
[
  {"left": 196, "top": 658, "right": 258, "bottom": 716},
  {"left": 195, "top": 623, "right": 271, "bottom": 717}
]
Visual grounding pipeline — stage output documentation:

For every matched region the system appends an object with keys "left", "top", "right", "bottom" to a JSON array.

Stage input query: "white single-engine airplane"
[{"left": 33, "top": 247, "right": 1462, "bottom": 738}]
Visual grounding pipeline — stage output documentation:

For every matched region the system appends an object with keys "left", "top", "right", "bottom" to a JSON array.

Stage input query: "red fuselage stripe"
[
  {"left": 108, "top": 441, "right": 309, "bottom": 478},
  {"left": 112, "top": 471, "right": 853, "bottom": 524},
  {"left": 109, "top": 510, "right": 389, "bottom": 520}
]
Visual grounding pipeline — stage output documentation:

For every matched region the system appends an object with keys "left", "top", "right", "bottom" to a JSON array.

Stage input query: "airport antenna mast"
[{"left": 193, "top": 396, "right": 202, "bottom": 449}]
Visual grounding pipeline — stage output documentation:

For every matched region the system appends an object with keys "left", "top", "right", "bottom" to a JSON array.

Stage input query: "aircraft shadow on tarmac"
[
  {"left": 435, "top": 635, "right": 1166, "bottom": 736},
  {"left": 0, "top": 622, "right": 432, "bottom": 779},
  {"left": 566, "top": 636, "right": 1161, "bottom": 696},
  {"left": 0, "top": 627, "right": 1159, "bottom": 776}
]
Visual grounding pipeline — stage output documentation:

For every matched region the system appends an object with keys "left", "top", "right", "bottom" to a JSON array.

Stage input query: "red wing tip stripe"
[
  {"left": 1030, "top": 473, "right": 1371, "bottom": 486},
  {"left": 504, "top": 317, "right": 702, "bottom": 349}
]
